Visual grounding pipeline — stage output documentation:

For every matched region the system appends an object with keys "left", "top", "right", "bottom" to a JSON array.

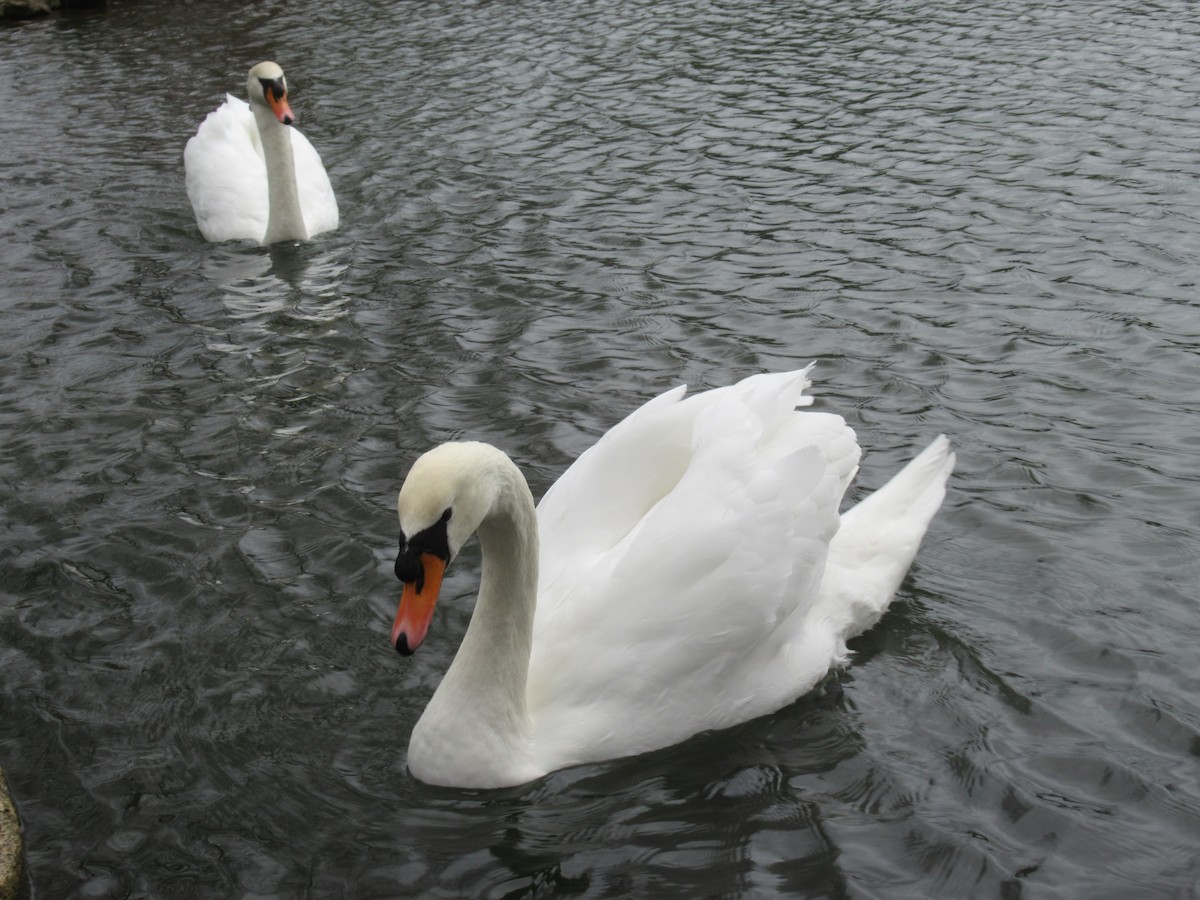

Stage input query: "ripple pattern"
[{"left": 1, "top": 0, "right": 1199, "bottom": 897}]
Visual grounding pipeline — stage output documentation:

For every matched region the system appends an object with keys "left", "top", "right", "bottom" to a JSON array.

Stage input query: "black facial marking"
[
  {"left": 258, "top": 77, "right": 293, "bottom": 123},
  {"left": 258, "top": 77, "right": 286, "bottom": 103},
  {"left": 394, "top": 509, "right": 452, "bottom": 593},
  {"left": 394, "top": 544, "right": 423, "bottom": 589}
]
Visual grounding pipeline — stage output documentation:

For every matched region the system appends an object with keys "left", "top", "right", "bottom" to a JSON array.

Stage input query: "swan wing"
[
  {"left": 184, "top": 95, "right": 269, "bottom": 243},
  {"left": 528, "top": 368, "right": 862, "bottom": 766},
  {"left": 289, "top": 127, "right": 339, "bottom": 238}
]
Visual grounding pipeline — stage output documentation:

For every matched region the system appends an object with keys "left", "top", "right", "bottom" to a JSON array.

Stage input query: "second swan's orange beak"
[
  {"left": 392, "top": 553, "right": 447, "bottom": 655},
  {"left": 265, "top": 82, "right": 295, "bottom": 125}
]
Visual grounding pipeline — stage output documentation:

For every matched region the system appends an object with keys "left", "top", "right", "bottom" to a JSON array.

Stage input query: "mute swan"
[
  {"left": 184, "top": 61, "right": 338, "bottom": 244},
  {"left": 390, "top": 367, "right": 955, "bottom": 788}
]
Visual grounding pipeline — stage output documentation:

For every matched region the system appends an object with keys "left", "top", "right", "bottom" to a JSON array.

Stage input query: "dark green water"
[{"left": 1, "top": 0, "right": 1198, "bottom": 896}]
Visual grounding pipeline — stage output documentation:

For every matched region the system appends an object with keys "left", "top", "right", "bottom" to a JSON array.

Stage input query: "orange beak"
[
  {"left": 391, "top": 553, "right": 447, "bottom": 655},
  {"left": 266, "top": 86, "right": 295, "bottom": 125}
]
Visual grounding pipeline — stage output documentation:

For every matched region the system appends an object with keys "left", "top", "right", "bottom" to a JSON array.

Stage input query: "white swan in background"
[
  {"left": 389, "top": 367, "right": 955, "bottom": 788},
  {"left": 184, "top": 61, "right": 338, "bottom": 245}
]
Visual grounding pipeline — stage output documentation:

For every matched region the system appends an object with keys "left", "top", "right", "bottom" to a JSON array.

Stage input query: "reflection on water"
[
  {"left": 199, "top": 245, "right": 354, "bottom": 407},
  {"left": 202, "top": 245, "right": 350, "bottom": 313},
  {"left": 1, "top": 0, "right": 1199, "bottom": 897}
]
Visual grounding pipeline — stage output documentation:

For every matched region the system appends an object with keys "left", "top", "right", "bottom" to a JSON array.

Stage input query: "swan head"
[
  {"left": 391, "top": 442, "right": 506, "bottom": 655},
  {"left": 245, "top": 61, "right": 295, "bottom": 125}
]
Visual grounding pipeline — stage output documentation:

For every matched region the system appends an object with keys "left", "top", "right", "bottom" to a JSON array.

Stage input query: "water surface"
[{"left": 1, "top": 0, "right": 1198, "bottom": 896}]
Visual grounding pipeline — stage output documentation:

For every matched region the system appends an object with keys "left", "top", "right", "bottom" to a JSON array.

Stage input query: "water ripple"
[{"left": 2, "top": 0, "right": 1200, "bottom": 896}]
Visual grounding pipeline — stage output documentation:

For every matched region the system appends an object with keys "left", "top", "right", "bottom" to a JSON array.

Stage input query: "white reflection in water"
[{"left": 200, "top": 244, "right": 351, "bottom": 325}]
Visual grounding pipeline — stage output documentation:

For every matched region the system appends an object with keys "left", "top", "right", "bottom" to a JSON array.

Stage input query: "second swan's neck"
[
  {"left": 253, "top": 104, "right": 308, "bottom": 245},
  {"left": 408, "top": 454, "right": 541, "bottom": 787}
]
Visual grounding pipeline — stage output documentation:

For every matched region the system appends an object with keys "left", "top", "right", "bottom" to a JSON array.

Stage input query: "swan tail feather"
[{"left": 814, "top": 435, "right": 955, "bottom": 640}]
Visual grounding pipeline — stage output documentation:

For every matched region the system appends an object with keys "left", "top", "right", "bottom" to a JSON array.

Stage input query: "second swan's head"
[
  {"left": 391, "top": 442, "right": 510, "bottom": 655},
  {"left": 245, "top": 61, "right": 294, "bottom": 125}
]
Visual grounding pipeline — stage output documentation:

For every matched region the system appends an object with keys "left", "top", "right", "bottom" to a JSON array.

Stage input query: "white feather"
[
  {"left": 184, "top": 66, "right": 337, "bottom": 244},
  {"left": 392, "top": 367, "right": 955, "bottom": 787}
]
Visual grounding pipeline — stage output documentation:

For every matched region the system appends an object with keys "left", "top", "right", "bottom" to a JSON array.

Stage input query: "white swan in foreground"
[
  {"left": 390, "top": 367, "right": 955, "bottom": 788},
  {"left": 184, "top": 62, "right": 338, "bottom": 244}
]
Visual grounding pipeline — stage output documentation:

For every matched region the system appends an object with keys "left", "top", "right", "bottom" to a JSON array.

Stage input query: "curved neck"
[
  {"left": 252, "top": 104, "right": 308, "bottom": 244},
  {"left": 413, "top": 455, "right": 540, "bottom": 784}
]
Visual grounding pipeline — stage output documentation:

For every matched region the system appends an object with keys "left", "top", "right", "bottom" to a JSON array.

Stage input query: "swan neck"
[
  {"left": 451, "top": 463, "right": 538, "bottom": 710},
  {"left": 252, "top": 104, "right": 308, "bottom": 244},
  {"left": 416, "top": 456, "right": 539, "bottom": 782}
]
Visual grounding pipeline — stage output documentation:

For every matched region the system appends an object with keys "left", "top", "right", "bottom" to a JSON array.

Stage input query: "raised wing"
[
  {"left": 184, "top": 96, "right": 269, "bottom": 243},
  {"left": 527, "top": 368, "right": 861, "bottom": 764}
]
